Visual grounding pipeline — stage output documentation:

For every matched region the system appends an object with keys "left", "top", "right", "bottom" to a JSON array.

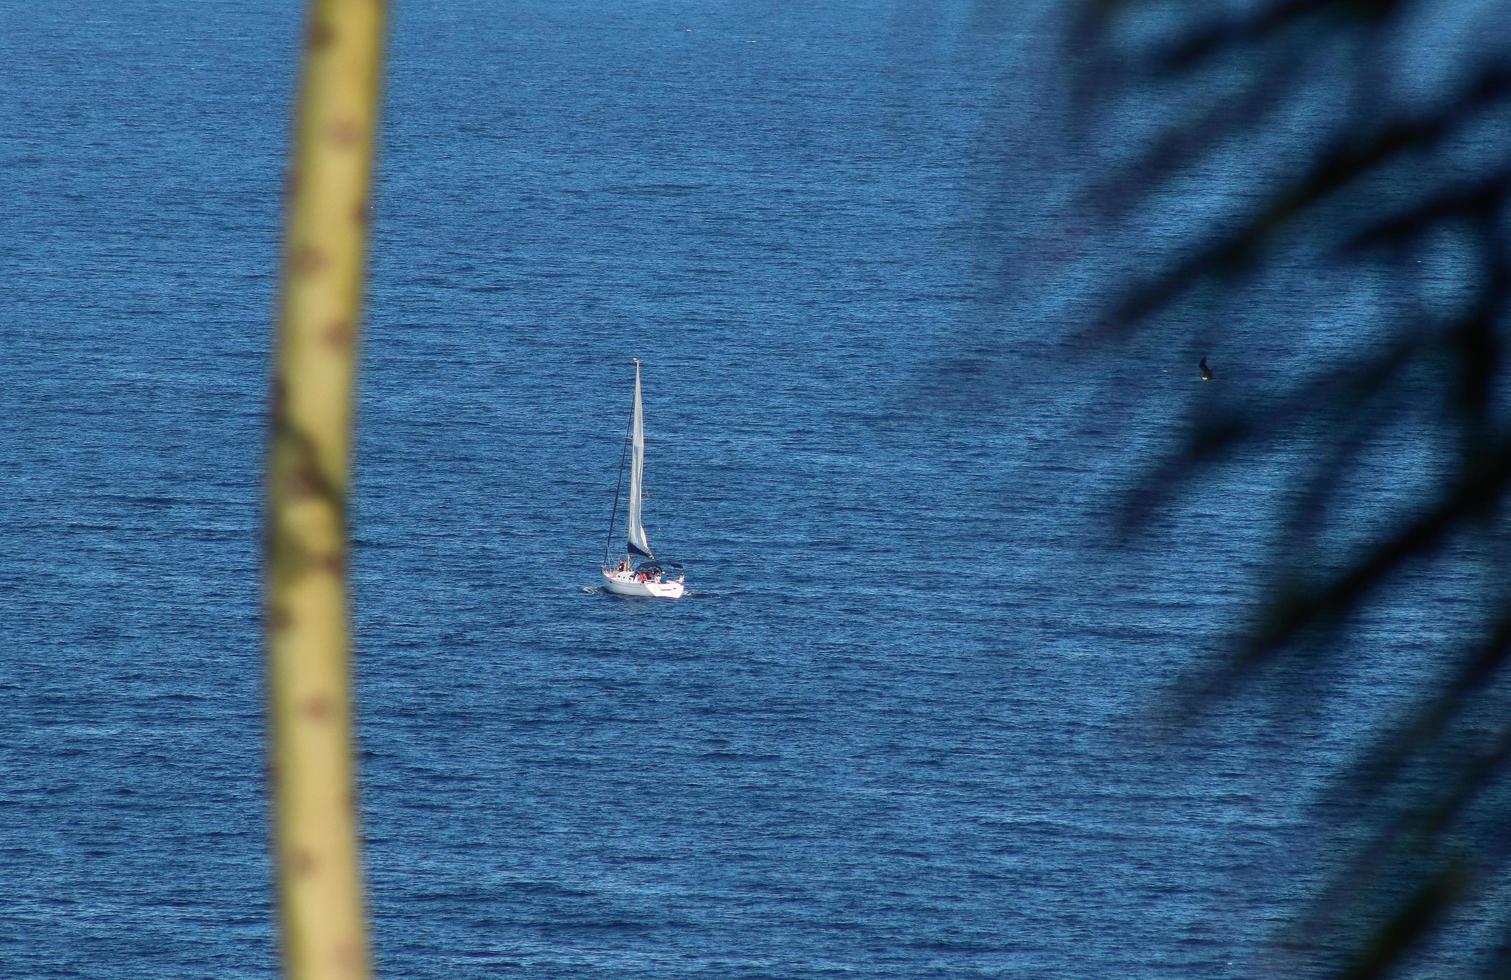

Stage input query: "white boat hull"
[{"left": 602, "top": 568, "right": 685, "bottom": 599}]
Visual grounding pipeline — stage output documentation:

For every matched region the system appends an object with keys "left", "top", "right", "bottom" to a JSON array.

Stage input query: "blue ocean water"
[{"left": 3, "top": 1, "right": 1506, "bottom": 977}]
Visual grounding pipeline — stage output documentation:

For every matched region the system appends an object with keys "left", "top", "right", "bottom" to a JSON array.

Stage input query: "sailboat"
[{"left": 601, "top": 358, "right": 686, "bottom": 599}]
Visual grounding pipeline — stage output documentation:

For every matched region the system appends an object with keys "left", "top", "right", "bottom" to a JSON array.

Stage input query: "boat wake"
[{"left": 584, "top": 584, "right": 715, "bottom": 599}]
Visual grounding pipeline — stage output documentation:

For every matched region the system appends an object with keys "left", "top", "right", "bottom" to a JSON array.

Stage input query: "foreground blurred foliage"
[
  {"left": 1065, "top": 0, "right": 1511, "bottom": 975},
  {"left": 266, "top": 1, "right": 386, "bottom": 976}
]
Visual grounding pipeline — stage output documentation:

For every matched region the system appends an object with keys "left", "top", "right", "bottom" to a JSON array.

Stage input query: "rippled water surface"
[{"left": 0, "top": 1, "right": 1494, "bottom": 977}]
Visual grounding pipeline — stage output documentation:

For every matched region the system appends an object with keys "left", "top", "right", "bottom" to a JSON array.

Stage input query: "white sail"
[{"left": 626, "top": 359, "right": 652, "bottom": 557}]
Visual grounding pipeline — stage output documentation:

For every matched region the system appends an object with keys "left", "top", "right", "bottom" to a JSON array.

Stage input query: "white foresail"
[{"left": 626, "top": 360, "right": 652, "bottom": 557}]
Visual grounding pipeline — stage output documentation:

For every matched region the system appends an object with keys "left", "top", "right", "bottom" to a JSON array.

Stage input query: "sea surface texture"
[{"left": 2, "top": 1, "right": 1504, "bottom": 977}]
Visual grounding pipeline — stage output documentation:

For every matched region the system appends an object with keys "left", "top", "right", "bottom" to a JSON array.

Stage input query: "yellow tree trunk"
[{"left": 266, "top": 2, "right": 386, "bottom": 977}]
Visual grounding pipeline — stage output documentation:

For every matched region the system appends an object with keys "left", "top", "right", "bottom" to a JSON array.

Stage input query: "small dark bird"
[{"left": 1199, "top": 355, "right": 1213, "bottom": 382}]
